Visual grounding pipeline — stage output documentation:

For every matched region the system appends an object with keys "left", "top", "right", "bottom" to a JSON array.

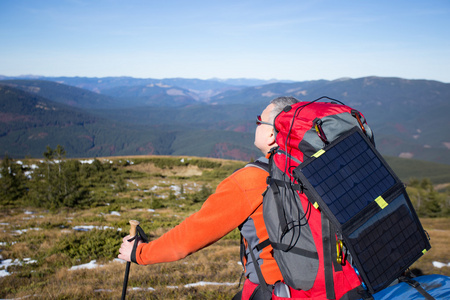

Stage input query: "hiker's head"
[
  {"left": 269, "top": 96, "right": 299, "bottom": 123},
  {"left": 254, "top": 96, "right": 299, "bottom": 154}
]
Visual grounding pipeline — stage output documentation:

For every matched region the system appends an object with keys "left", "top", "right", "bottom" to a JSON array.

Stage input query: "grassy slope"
[{"left": 0, "top": 156, "right": 448, "bottom": 299}]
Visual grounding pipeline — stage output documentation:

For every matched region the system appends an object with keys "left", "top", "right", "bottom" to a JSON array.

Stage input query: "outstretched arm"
[{"left": 133, "top": 166, "right": 268, "bottom": 265}]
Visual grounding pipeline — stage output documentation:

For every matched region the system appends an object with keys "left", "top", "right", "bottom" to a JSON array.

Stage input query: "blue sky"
[{"left": 1, "top": 0, "right": 449, "bottom": 82}]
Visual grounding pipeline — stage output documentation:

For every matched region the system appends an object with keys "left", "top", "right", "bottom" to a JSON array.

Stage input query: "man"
[{"left": 118, "top": 97, "right": 299, "bottom": 299}]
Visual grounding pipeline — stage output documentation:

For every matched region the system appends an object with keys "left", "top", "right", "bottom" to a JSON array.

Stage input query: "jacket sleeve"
[{"left": 135, "top": 166, "right": 267, "bottom": 265}]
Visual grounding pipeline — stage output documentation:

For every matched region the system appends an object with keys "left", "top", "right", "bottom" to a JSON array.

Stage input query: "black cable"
[{"left": 278, "top": 96, "right": 343, "bottom": 249}]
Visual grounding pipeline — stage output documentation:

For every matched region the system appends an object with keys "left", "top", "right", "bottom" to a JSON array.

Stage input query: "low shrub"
[{"left": 51, "top": 229, "right": 124, "bottom": 264}]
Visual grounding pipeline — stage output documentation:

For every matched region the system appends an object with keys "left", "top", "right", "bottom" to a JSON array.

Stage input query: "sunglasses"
[{"left": 256, "top": 115, "right": 273, "bottom": 126}]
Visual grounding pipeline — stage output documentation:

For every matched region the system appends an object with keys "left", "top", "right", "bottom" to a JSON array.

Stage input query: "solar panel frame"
[{"left": 293, "top": 128, "right": 431, "bottom": 293}]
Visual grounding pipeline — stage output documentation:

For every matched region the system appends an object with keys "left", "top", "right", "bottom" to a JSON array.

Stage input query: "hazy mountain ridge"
[
  {"left": 100, "top": 84, "right": 199, "bottom": 107},
  {"left": 0, "top": 75, "right": 289, "bottom": 90},
  {"left": 0, "top": 76, "right": 448, "bottom": 164},
  {"left": 0, "top": 77, "right": 252, "bottom": 105},
  {"left": 0, "top": 79, "right": 122, "bottom": 109}
]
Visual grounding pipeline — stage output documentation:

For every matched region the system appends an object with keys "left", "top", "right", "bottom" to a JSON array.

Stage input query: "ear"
[{"left": 267, "top": 128, "right": 277, "bottom": 147}]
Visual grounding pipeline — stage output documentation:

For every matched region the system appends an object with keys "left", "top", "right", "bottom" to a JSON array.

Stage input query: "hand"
[{"left": 118, "top": 235, "right": 142, "bottom": 262}]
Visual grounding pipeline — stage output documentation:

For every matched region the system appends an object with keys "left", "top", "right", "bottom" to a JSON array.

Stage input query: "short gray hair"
[{"left": 269, "top": 96, "right": 299, "bottom": 123}]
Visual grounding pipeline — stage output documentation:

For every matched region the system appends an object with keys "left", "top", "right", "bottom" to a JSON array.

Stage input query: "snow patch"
[
  {"left": 170, "top": 185, "right": 181, "bottom": 195},
  {"left": 79, "top": 159, "right": 95, "bottom": 164},
  {"left": 433, "top": 261, "right": 450, "bottom": 268},
  {"left": 69, "top": 260, "right": 101, "bottom": 270},
  {"left": 113, "top": 258, "right": 127, "bottom": 264},
  {"left": 0, "top": 258, "right": 37, "bottom": 277},
  {"left": 184, "top": 281, "right": 238, "bottom": 288},
  {"left": 132, "top": 287, "right": 156, "bottom": 291},
  {"left": 12, "top": 228, "right": 41, "bottom": 235},
  {"left": 0, "top": 269, "right": 11, "bottom": 277},
  {"left": 128, "top": 179, "right": 139, "bottom": 186},
  {"left": 72, "top": 225, "right": 121, "bottom": 232}
]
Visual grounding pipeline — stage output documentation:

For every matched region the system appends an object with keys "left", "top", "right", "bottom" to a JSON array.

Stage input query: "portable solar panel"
[{"left": 293, "top": 128, "right": 431, "bottom": 294}]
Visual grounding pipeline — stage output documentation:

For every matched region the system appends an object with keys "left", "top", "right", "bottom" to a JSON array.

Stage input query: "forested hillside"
[{"left": 0, "top": 85, "right": 179, "bottom": 158}]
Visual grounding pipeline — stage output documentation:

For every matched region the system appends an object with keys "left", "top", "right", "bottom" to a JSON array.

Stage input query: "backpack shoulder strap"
[
  {"left": 245, "top": 157, "right": 269, "bottom": 172},
  {"left": 248, "top": 243, "right": 273, "bottom": 298},
  {"left": 240, "top": 157, "right": 272, "bottom": 296}
]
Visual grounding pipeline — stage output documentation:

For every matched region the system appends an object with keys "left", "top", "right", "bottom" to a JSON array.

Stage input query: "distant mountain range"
[{"left": 0, "top": 75, "right": 449, "bottom": 165}]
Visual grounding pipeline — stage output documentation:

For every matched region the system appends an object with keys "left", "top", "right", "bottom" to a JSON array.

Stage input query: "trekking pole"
[{"left": 121, "top": 220, "right": 139, "bottom": 300}]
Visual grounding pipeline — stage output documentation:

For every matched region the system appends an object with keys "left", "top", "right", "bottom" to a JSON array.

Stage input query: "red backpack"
[{"left": 254, "top": 97, "right": 430, "bottom": 299}]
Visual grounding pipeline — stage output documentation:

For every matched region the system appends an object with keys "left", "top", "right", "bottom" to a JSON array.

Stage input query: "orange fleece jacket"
[{"left": 135, "top": 164, "right": 283, "bottom": 284}]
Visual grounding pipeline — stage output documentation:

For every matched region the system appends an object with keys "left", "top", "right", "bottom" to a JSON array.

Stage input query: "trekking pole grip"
[
  {"left": 121, "top": 220, "right": 140, "bottom": 300},
  {"left": 129, "top": 220, "right": 139, "bottom": 236}
]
